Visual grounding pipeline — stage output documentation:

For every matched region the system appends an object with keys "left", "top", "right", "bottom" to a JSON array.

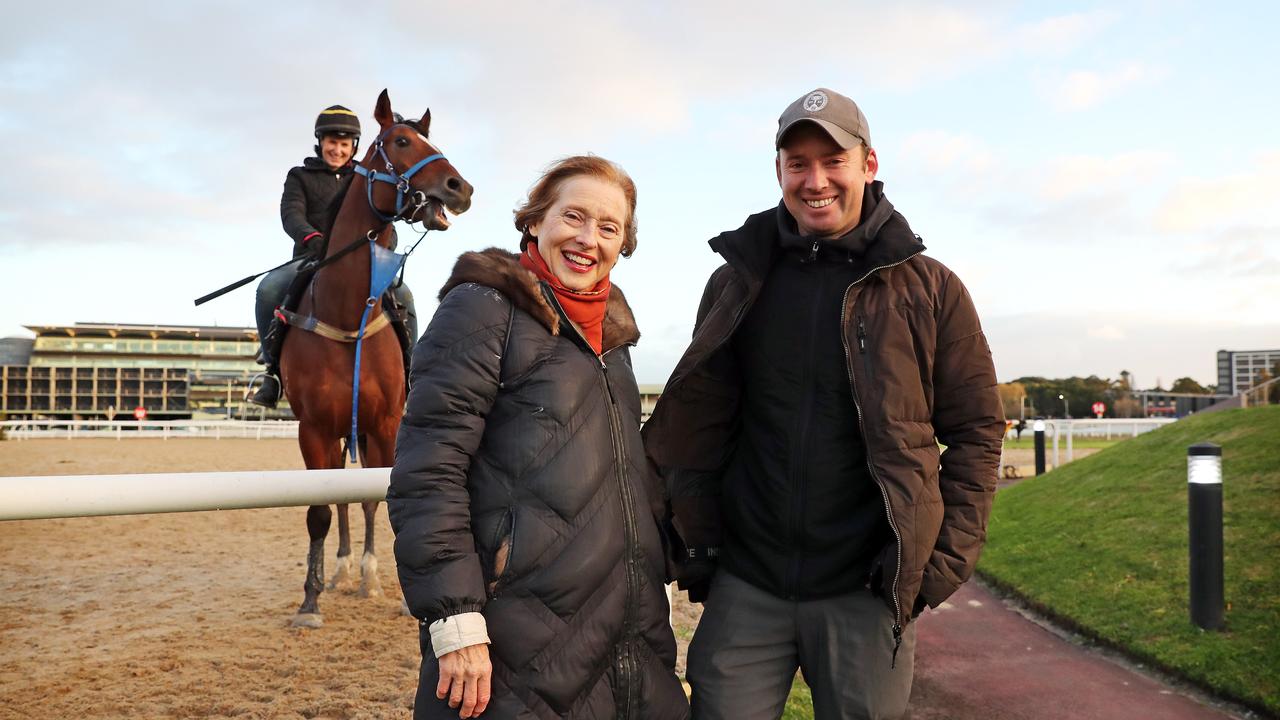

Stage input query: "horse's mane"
[{"left": 397, "top": 115, "right": 428, "bottom": 136}]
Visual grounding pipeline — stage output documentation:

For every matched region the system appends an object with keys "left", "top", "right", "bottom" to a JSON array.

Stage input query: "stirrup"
[{"left": 246, "top": 372, "right": 281, "bottom": 409}]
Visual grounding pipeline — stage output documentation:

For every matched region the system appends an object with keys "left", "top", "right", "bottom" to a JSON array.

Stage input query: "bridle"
[{"left": 353, "top": 124, "right": 448, "bottom": 224}]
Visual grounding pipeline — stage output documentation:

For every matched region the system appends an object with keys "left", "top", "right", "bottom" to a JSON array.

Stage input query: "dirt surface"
[{"left": 0, "top": 439, "right": 418, "bottom": 719}]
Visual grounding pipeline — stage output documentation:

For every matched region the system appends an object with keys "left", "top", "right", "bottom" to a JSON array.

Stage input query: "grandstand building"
[{"left": 0, "top": 323, "right": 280, "bottom": 420}]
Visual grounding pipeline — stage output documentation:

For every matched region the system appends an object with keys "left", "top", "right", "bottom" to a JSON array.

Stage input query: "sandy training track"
[{"left": 0, "top": 439, "right": 421, "bottom": 719}]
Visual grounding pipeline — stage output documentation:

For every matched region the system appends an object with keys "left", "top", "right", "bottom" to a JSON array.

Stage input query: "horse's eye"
[{"left": 395, "top": 137, "right": 410, "bottom": 147}]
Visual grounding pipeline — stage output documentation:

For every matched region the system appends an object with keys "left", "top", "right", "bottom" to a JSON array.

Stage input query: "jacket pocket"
[{"left": 487, "top": 507, "right": 515, "bottom": 597}]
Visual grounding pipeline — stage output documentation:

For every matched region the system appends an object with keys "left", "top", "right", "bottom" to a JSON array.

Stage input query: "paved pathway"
[{"left": 908, "top": 580, "right": 1242, "bottom": 719}]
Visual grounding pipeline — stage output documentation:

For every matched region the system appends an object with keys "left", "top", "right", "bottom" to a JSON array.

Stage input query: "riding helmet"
[{"left": 314, "top": 105, "right": 361, "bottom": 139}]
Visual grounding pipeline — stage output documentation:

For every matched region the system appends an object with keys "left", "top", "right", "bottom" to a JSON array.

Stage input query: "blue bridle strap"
[
  {"left": 348, "top": 239, "right": 410, "bottom": 462},
  {"left": 353, "top": 131, "right": 447, "bottom": 223}
]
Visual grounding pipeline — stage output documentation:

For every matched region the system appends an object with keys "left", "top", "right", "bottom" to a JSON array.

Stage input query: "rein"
[{"left": 193, "top": 232, "right": 373, "bottom": 307}]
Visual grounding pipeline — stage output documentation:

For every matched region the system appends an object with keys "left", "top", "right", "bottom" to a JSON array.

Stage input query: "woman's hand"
[{"left": 437, "top": 643, "right": 492, "bottom": 718}]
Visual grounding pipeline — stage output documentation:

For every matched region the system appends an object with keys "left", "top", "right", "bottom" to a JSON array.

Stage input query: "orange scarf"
[{"left": 519, "top": 244, "right": 611, "bottom": 354}]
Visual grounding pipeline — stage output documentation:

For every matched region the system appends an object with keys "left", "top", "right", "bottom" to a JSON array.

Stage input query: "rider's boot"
[
  {"left": 247, "top": 315, "right": 287, "bottom": 409},
  {"left": 247, "top": 372, "right": 281, "bottom": 409}
]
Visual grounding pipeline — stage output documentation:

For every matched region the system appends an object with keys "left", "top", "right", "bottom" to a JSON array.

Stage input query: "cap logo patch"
[{"left": 803, "top": 91, "right": 828, "bottom": 113}]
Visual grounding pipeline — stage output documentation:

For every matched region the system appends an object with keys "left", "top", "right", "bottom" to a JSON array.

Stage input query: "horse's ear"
[
  {"left": 374, "top": 89, "right": 393, "bottom": 130},
  {"left": 419, "top": 109, "right": 431, "bottom": 135}
]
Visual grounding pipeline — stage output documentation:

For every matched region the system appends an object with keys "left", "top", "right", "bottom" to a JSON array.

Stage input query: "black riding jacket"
[{"left": 280, "top": 156, "right": 354, "bottom": 257}]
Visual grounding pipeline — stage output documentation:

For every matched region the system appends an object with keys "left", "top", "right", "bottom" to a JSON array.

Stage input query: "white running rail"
[
  {"left": 0, "top": 419, "right": 300, "bottom": 440},
  {"left": 0, "top": 467, "right": 390, "bottom": 521}
]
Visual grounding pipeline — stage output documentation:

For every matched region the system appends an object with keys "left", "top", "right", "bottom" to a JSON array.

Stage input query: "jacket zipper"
[
  {"left": 600, "top": 352, "right": 640, "bottom": 718},
  {"left": 787, "top": 264, "right": 824, "bottom": 597},
  {"left": 540, "top": 285, "right": 643, "bottom": 714},
  {"left": 839, "top": 251, "right": 921, "bottom": 667}
]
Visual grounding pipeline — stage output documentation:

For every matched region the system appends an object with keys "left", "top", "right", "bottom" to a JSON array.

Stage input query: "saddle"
[{"left": 274, "top": 260, "right": 413, "bottom": 389}]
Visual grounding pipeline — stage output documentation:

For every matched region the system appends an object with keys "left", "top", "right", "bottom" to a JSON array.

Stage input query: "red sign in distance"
[
  {"left": 133, "top": 406, "right": 148, "bottom": 421},
  {"left": 1092, "top": 401, "right": 1106, "bottom": 418}
]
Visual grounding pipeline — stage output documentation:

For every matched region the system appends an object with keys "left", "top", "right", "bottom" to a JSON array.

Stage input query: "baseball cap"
[{"left": 775, "top": 88, "right": 870, "bottom": 150}]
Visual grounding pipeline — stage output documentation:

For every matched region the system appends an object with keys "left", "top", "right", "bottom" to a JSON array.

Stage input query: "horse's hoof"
[
  {"left": 358, "top": 553, "right": 382, "bottom": 598},
  {"left": 328, "top": 555, "right": 356, "bottom": 591},
  {"left": 290, "top": 613, "right": 323, "bottom": 629}
]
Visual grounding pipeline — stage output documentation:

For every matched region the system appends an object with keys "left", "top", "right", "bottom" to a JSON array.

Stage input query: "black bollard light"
[
  {"left": 1033, "top": 420, "right": 1046, "bottom": 476},
  {"left": 1187, "top": 442, "right": 1224, "bottom": 631}
]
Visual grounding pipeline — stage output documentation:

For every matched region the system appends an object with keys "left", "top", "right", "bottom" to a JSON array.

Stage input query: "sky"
[{"left": 1, "top": 1, "right": 1277, "bottom": 389}]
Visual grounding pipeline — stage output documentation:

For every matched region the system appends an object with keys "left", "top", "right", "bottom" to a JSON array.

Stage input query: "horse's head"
[{"left": 356, "top": 89, "right": 473, "bottom": 230}]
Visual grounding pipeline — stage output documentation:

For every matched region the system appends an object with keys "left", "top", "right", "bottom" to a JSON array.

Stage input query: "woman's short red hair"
[{"left": 514, "top": 155, "right": 638, "bottom": 257}]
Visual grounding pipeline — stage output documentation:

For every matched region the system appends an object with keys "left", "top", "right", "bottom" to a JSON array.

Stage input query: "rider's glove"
[{"left": 298, "top": 232, "right": 324, "bottom": 259}]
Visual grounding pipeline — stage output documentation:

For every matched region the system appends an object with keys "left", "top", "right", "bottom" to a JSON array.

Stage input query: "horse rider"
[{"left": 247, "top": 104, "right": 419, "bottom": 408}]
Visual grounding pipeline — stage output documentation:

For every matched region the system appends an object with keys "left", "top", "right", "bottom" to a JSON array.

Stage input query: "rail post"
[
  {"left": 1187, "top": 442, "right": 1224, "bottom": 631},
  {"left": 1034, "top": 420, "right": 1046, "bottom": 475},
  {"left": 1066, "top": 422, "right": 1074, "bottom": 464}
]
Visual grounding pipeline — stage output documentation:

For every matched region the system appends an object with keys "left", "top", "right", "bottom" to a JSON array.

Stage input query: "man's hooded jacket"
[{"left": 643, "top": 182, "right": 1005, "bottom": 633}]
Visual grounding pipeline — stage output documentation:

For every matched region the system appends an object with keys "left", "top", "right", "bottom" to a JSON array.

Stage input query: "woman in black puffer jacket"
[{"left": 388, "top": 156, "right": 688, "bottom": 720}]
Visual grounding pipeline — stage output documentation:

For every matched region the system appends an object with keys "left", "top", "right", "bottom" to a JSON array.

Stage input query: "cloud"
[
  {"left": 1012, "top": 10, "right": 1118, "bottom": 55},
  {"left": 1152, "top": 150, "right": 1280, "bottom": 233},
  {"left": 899, "top": 130, "right": 996, "bottom": 177},
  {"left": 1, "top": 2, "right": 1132, "bottom": 252},
  {"left": 1036, "top": 151, "right": 1172, "bottom": 202},
  {"left": 1046, "top": 62, "right": 1160, "bottom": 111},
  {"left": 1088, "top": 324, "right": 1126, "bottom": 340}
]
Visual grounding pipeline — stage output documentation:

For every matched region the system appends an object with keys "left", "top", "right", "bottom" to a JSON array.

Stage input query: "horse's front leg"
[
  {"left": 328, "top": 504, "right": 356, "bottom": 591},
  {"left": 358, "top": 500, "right": 383, "bottom": 598},
  {"left": 357, "top": 425, "right": 398, "bottom": 600},
  {"left": 292, "top": 424, "right": 341, "bottom": 628}
]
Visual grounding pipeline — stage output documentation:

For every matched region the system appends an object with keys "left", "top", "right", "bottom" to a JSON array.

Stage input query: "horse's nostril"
[{"left": 446, "top": 177, "right": 462, "bottom": 192}]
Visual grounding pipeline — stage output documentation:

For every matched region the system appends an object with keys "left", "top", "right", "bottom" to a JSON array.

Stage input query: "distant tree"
[
  {"left": 1170, "top": 377, "right": 1209, "bottom": 394},
  {"left": 1117, "top": 370, "right": 1133, "bottom": 393},
  {"left": 1014, "top": 375, "right": 1114, "bottom": 418},
  {"left": 1113, "top": 396, "right": 1143, "bottom": 418},
  {"left": 1256, "top": 365, "right": 1280, "bottom": 404},
  {"left": 997, "top": 382, "right": 1028, "bottom": 420},
  {"left": 1273, "top": 362, "right": 1280, "bottom": 403}
]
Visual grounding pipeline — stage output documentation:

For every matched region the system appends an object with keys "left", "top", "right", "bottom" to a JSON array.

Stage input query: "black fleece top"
[{"left": 721, "top": 190, "right": 893, "bottom": 601}]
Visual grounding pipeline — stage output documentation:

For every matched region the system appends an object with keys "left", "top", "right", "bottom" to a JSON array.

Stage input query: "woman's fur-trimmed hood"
[{"left": 438, "top": 247, "right": 641, "bottom": 350}]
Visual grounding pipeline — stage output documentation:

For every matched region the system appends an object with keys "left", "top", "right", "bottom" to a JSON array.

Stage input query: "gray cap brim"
[{"left": 775, "top": 118, "right": 863, "bottom": 150}]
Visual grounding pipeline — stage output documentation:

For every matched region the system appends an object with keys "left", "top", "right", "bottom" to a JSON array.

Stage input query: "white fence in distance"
[
  {"left": 1, "top": 419, "right": 300, "bottom": 440},
  {"left": 1009, "top": 418, "right": 1176, "bottom": 470},
  {"left": 4, "top": 416, "right": 1177, "bottom": 443}
]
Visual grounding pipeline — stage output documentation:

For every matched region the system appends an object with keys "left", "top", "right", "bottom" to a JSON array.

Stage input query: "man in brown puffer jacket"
[{"left": 643, "top": 88, "right": 1004, "bottom": 720}]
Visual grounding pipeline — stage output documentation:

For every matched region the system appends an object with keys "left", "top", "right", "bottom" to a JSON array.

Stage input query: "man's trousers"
[{"left": 687, "top": 570, "right": 916, "bottom": 720}]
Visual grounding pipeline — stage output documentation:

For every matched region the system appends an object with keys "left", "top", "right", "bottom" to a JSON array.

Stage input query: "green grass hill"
[{"left": 979, "top": 405, "right": 1280, "bottom": 715}]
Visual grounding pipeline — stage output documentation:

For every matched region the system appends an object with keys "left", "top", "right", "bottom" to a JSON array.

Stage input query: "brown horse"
[{"left": 280, "top": 90, "right": 473, "bottom": 628}]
